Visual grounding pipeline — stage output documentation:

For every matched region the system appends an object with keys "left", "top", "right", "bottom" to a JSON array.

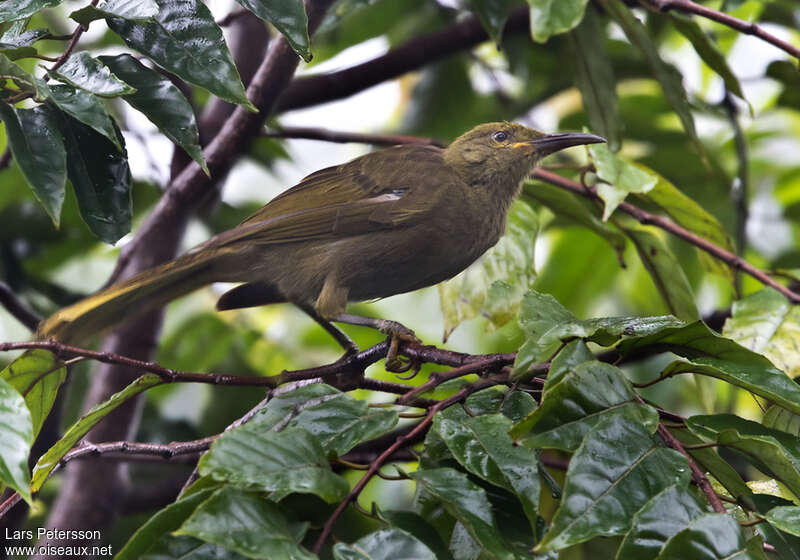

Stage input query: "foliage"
[{"left": 1, "top": 0, "right": 800, "bottom": 559}]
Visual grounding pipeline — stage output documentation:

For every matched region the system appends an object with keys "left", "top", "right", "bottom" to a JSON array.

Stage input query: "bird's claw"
[{"left": 380, "top": 321, "right": 421, "bottom": 373}]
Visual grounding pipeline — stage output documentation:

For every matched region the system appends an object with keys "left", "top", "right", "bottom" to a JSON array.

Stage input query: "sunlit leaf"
[
  {"left": 589, "top": 142, "right": 657, "bottom": 219},
  {"left": 0, "top": 349, "right": 66, "bottom": 438},
  {"left": 0, "top": 376, "right": 33, "bottom": 504}
]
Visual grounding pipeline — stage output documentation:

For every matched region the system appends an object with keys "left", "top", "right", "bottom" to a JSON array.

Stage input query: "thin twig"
[
  {"left": 639, "top": 0, "right": 800, "bottom": 60},
  {"left": 531, "top": 169, "right": 800, "bottom": 303},
  {"left": 47, "top": 0, "right": 100, "bottom": 74},
  {"left": 0, "top": 282, "right": 42, "bottom": 331},
  {"left": 265, "top": 126, "right": 445, "bottom": 147}
]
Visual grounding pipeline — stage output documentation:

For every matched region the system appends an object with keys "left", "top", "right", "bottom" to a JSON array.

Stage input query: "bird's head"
[{"left": 444, "top": 121, "right": 605, "bottom": 189}]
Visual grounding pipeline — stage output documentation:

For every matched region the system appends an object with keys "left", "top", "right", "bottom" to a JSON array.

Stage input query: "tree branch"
[
  {"left": 265, "top": 126, "right": 445, "bottom": 147},
  {"left": 0, "top": 282, "right": 41, "bottom": 331}
]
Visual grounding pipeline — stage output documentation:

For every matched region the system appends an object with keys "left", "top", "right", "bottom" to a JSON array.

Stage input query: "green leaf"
[
  {"left": 0, "top": 349, "right": 66, "bottom": 438},
  {"left": 116, "top": 488, "right": 215, "bottom": 560},
  {"left": 522, "top": 180, "right": 627, "bottom": 260},
  {"left": 411, "top": 467, "right": 515, "bottom": 559},
  {"left": 617, "top": 223, "right": 699, "bottom": 321},
  {"left": 234, "top": 0, "right": 310, "bottom": 62},
  {"left": 141, "top": 535, "right": 250, "bottom": 560},
  {"left": 99, "top": 54, "right": 207, "bottom": 173},
  {"left": 376, "top": 510, "right": 453, "bottom": 560},
  {"left": 0, "top": 376, "right": 33, "bottom": 504},
  {"left": 433, "top": 411, "right": 540, "bottom": 529},
  {"left": 438, "top": 200, "right": 538, "bottom": 340},
  {"left": 0, "top": 24, "right": 48, "bottom": 60},
  {"left": 333, "top": 528, "right": 437, "bottom": 560},
  {"left": 0, "top": 102, "right": 66, "bottom": 225},
  {"left": 466, "top": 0, "right": 513, "bottom": 46},
  {"left": 752, "top": 492, "right": 800, "bottom": 559},
  {"left": 619, "top": 321, "right": 800, "bottom": 415},
  {"left": 31, "top": 373, "right": 163, "bottom": 491},
  {"left": 49, "top": 52, "right": 136, "bottom": 97},
  {"left": 0, "top": 0, "right": 61, "bottom": 23},
  {"left": 589, "top": 142, "right": 657, "bottom": 219},
  {"left": 70, "top": 0, "right": 158, "bottom": 25},
  {"left": 244, "top": 383, "right": 398, "bottom": 456},
  {"left": 723, "top": 288, "right": 800, "bottom": 378},
  {"left": 766, "top": 506, "right": 800, "bottom": 537},
  {"left": 616, "top": 484, "right": 706, "bottom": 560},
  {"left": 767, "top": 60, "right": 800, "bottom": 112},
  {"left": 656, "top": 513, "right": 762, "bottom": 560},
  {"left": 41, "top": 84, "right": 121, "bottom": 150},
  {"left": 546, "top": 339, "right": 594, "bottom": 389},
  {"left": 569, "top": 7, "right": 621, "bottom": 151},
  {"left": 687, "top": 414, "right": 800, "bottom": 498},
  {"left": 528, "top": 0, "right": 589, "bottom": 43},
  {"left": 512, "top": 361, "right": 659, "bottom": 450},
  {"left": 764, "top": 406, "right": 800, "bottom": 436},
  {"left": 198, "top": 425, "right": 349, "bottom": 503},
  {"left": 600, "top": 0, "right": 700, "bottom": 152},
  {"left": 635, "top": 164, "right": 735, "bottom": 283},
  {"left": 176, "top": 486, "right": 315, "bottom": 560},
  {"left": 55, "top": 110, "right": 132, "bottom": 244},
  {"left": 107, "top": 0, "right": 255, "bottom": 109},
  {"left": 535, "top": 415, "right": 691, "bottom": 552},
  {"left": 670, "top": 14, "right": 744, "bottom": 100}
]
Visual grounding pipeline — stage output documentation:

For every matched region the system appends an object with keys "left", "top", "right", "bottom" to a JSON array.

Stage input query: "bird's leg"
[
  {"left": 296, "top": 302, "right": 359, "bottom": 357},
  {"left": 332, "top": 313, "right": 421, "bottom": 372}
]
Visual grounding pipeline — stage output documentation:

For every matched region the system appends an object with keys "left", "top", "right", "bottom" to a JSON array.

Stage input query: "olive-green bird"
[{"left": 39, "top": 122, "right": 604, "bottom": 345}]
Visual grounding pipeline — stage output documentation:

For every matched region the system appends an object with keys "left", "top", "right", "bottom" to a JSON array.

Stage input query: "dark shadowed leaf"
[
  {"left": 0, "top": 376, "right": 33, "bottom": 503},
  {"left": 466, "top": 0, "right": 513, "bottom": 45},
  {"left": 722, "top": 288, "right": 800, "bottom": 378},
  {"left": 656, "top": 513, "right": 764, "bottom": 560},
  {"left": 234, "top": 0, "right": 310, "bottom": 61},
  {"left": 333, "top": 528, "right": 437, "bottom": 560},
  {"left": 141, "top": 535, "right": 250, "bottom": 560},
  {"left": 0, "top": 0, "right": 61, "bottom": 23},
  {"left": 176, "top": 486, "right": 315, "bottom": 559},
  {"left": 107, "top": 0, "right": 254, "bottom": 109},
  {"left": 411, "top": 467, "right": 516, "bottom": 559},
  {"left": 99, "top": 54, "right": 207, "bottom": 173},
  {"left": 0, "top": 102, "right": 66, "bottom": 225},
  {"left": 616, "top": 484, "right": 706, "bottom": 560},
  {"left": 70, "top": 0, "right": 158, "bottom": 25},
  {"left": 535, "top": 415, "right": 690, "bottom": 552},
  {"left": 0, "top": 349, "right": 66, "bottom": 438},
  {"left": 41, "top": 84, "right": 121, "bottom": 150},
  {"left": 198, "top": 425, "right": 349, "bottom": 503},
  {"left": 49, "top": 52, "right": 136, "bottom": 97},
  {"left": 56, "top": 111, "right": 132, "bottom": 244},
  {"left": 528, "top": 0, "right": 589, "bottom": 43},
  {"left": 31, "top": 374, "right": 163, "bottom": 491},
  {"left": 512, "top": 361, "right": 659, "bottom": 451}
]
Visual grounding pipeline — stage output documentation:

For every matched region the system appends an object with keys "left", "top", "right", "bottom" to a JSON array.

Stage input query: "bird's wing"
[{"left": 204, "top": 144, "right": 454, "bottom": 249}]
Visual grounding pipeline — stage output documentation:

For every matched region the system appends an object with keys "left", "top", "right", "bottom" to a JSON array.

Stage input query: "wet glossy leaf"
[
  {"left": 466, "top": 0, "right": 513, "bottom": 45},
  {"left": 0, "top": 376, "right": 33, "bottom": 503},
  {"left": 0, "top": 349, "right": 66, "bottom": 438},
  {"left": 0, "top": 0, "right": 61, "bottom": 23},
  {"left": 619, "top": 321, "right": 800, "bottom": 415},
  {"left": 512, "top": 361, "right": 658, "bottom": 450},
  {"left": 687, "top": 414, "right": 800, "bottom": 498},
  {"left": 0, "top": 102, "right": 66, "bottom": 225},
  {"left": 569, "top": 7, "right": 620, "bottom": 151},
  {"left": 176, "top": 486, "right": 315, "bottom": 560},
  {"left": 535, "top": 415, "right": 690, "bottom": 552},
  {"left": 376, "top": 510, "right": 453, "bottom": 560},
  {"left": 766, "top": 506, "right": 800, "bottom": 537},
  {"left": 116, "top": 488, "right": 215, "bottom": 560},
  {"left": 589, "top": 142, "right": 657, "bottom": 219},
  {"left": 234, "top": 0, "right": 310, "bottom": 61},
  {"left": 433, "top": 411, "right": 540, "bottom": 528},
  {"left": 439, "top": 200, "right": 538, "bottom": 340},
  {"left": 411, "top": 467, "right": 515, "bottom": 559},
  {"left": 41, "top": 84, "right": 121, "bottom": 150},
  {"left": 70, "top": 0, "right": 158, "bottom": 25},
  {"left": 656, "top": 513, "right": 762, "bottom": 560},
  {"left": 56, "top": 111, "right": 132, "bottom": 244},
  {"left": 528, "top": 0, "right": 589, "bottom": 43},
  {"left": 107, "top": 0, "right": 254, "bottom": 109},
  {"left": 198, "top": 425, "right": 349, "bottom": 503},
  {"left": 616, "top": 484, "right": 706, "bottom": 560},
  {"left": 546, "top": 339, "right": 594, "bottom": 389},
  {"left": 99, "top": 54, "right": 206, "bottom": 173},
  {"left": 0, "top": 24, "right": 48, "bottom": 59},
  {"left": 333, "top": 528, "right": 437, "bottom": 560},
  {"left": 49, "top": 52, "right": 136, "bottom": 97},
  {"left": 722, "top": 288, "right": 800, "bottom": 378},
  {"left": 31, "top": 374, "right": 163, "bottom": 491}
]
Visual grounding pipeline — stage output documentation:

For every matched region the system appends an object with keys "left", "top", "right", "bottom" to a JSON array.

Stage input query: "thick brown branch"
[
  {"left": 0, "top": 282, "right": 41, "bottom": 331},
  {"left": 531, "top": 169, "right": 800, "bottom": 303}
]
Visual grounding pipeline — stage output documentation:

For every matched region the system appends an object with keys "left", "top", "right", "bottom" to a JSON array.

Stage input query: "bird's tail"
[{"left": 38, "top": 249, "right": 232, "bottom": 344}]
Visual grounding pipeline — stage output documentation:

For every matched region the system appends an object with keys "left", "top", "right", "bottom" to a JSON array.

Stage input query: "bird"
[{"left": 38, "top": 122, "right": 604, "bottom": 358}]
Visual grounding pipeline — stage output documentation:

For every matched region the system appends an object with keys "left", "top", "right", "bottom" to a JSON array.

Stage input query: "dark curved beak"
[{"left": 529, "top": 132, "right": 606, "bottom": 157}]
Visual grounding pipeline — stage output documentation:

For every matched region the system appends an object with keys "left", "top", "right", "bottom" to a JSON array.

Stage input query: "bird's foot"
[{"left": 379, "top": 321, "right": 421, "bottom": 373}]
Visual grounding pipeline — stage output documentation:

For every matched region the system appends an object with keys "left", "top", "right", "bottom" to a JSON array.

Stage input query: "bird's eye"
[{"left": 493, "top": 131, "right": 509, "bottom": 142}]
